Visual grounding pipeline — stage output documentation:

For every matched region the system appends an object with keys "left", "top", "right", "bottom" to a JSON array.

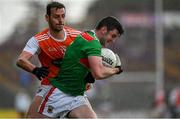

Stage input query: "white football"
[{"left": 101, "top": 48, "right": 117, "bottom": 68}]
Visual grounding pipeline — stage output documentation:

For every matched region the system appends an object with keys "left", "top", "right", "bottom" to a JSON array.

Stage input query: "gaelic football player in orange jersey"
[{"left": 16, "top": 1, "right": 82, "bottom": 118}]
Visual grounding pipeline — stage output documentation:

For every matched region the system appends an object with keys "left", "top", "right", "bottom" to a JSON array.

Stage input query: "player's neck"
[
  {"left": 49, "top": 29, "right": 65, "bottom": 40},
  {"left": 95, "top": 29, "right": 105, "bottom": 47}
]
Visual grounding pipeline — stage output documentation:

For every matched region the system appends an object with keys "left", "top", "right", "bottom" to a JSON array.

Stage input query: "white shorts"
[
  {"left": 38, "top": 87, "right": 89, "bottom": 118},
  {"left": 35, "top": 85, "right": 52, "bottom": 97}
]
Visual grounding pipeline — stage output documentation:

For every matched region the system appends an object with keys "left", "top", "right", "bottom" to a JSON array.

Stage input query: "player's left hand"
[{"left": 32, "top": 67, "right": 49, "bottom": 80}]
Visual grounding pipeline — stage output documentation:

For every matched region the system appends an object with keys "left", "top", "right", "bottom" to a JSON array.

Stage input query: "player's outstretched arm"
[
  {"left": 16, "top": 51, "right": 49, "bottom": 80},
  {"left": 88, "top": 56, "right": 121, "bottom": 79}
]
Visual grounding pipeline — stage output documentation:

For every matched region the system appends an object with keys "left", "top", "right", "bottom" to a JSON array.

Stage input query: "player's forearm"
[
  {"left": 16, "top": 57, "right": 36, "bottom": 73},
  {"left": 92, "top": 66, "right": 119, "bottom": 79},
  {"left": 88, "top": 56, "right": 119, "bottom": 79}
]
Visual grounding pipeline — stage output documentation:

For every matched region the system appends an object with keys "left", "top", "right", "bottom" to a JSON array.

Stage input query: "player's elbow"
[
  {"left": 16, "top": 57, "right": 24, "bottom": 67},
  {"left": 94, "top": 75, "right": 104, "bottom": 80},
  {"left": 92, "top": 70, "right": 105, "bottom": 80}
]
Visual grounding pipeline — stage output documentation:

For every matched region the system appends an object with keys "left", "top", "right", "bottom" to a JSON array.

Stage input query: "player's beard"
[
  {"left": 49, "top": 22, "right": 64, "bottom": 33},
  {"left": 52, "top": 25, "right": 63, "bottom": 32},
  {"left": 99, "top": 38, "right": 106, "bottom": 47},
  {"left": 100, "top": 33, "right": 109, "bottom": 47}
]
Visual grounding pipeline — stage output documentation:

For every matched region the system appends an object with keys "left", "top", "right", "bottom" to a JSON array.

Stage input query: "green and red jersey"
[{"left": 50, "top": 30, "right": 102, "bottom": 96}]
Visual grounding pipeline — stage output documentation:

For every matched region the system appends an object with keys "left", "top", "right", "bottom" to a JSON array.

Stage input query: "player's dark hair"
[
  {"left": 46, "top": 1, "right": 65, "bottom": 16},
  {"left": 95, "top": 16, "right": 124, "bottom": 35}
]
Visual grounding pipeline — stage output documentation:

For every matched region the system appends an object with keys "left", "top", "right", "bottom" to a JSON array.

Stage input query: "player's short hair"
[
  {"left": 95, "top": 16, "right": 124, "bottom": 35},
  {"left": 46, "top": 1, "right": 65, "bottom": 16}
]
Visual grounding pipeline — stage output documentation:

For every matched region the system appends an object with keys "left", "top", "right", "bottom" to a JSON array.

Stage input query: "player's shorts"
[
  {"left": 35, "top": 85, "right": 52, "bottom": 97},
  {"left": 38, "top": 87, "right": 90, "bottom": 118}
]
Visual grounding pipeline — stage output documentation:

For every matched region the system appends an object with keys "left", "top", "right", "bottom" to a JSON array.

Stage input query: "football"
[{"left": 101, "top": 48, "right": 117, "bottom": 68}]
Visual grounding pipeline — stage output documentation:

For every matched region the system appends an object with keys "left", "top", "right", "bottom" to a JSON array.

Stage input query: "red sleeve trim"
[{"left": 81, "top": 32, "right": 94, "bottom": 41}]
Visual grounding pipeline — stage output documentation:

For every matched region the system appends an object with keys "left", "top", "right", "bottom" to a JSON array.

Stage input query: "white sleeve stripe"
[{"left": 23, "top": 37, "right": 40, "bottom": 55}]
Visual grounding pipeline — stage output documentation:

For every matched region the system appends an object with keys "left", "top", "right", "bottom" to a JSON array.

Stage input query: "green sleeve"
[{"left": 82, "top": 39, "right": 101, "bottom": 57}]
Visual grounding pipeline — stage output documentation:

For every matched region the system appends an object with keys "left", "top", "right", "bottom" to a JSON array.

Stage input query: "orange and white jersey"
[{"left": 23, "top": 26, "right": 81, "bottom": 85}]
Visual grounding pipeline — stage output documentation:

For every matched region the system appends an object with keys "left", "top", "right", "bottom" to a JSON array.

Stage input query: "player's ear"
[
  {"left": 45, "top": 14, "right": 49, "bottom": 22},
  {"left": 101, "top": 26, "right": 108, "bottom": 34}
]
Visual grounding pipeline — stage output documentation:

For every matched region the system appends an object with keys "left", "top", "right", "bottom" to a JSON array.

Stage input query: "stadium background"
[{"left": 0, "top": 0, "right": 180, "bottom": 118}]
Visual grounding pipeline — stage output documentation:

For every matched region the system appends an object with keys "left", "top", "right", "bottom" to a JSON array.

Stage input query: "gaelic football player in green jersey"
[{"left": 40, "top": 16, "right": 124, "bottom": 118}]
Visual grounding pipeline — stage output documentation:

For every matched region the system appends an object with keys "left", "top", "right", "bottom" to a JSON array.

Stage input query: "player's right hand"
[{"left": 32, "top": 67, "right": 49, "bottom": 80}]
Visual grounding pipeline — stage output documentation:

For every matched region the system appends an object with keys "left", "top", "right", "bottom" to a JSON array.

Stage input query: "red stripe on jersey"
[
  {"left": 80, "top": 32, "right": 94, "bottom": 41},
  {"left": 80, "top": 58, "right": 90, "bottom": 68},
  {"left": 39, "top": 87, "right": 56, "bottom": 114}
]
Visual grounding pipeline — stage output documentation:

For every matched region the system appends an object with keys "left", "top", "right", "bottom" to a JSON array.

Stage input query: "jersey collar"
[
  {"left": 90, "top": 30, "right": 99, "bottom": 41},
  {"left": 48, "top": 28, "right": 67, "bottom": 42}
]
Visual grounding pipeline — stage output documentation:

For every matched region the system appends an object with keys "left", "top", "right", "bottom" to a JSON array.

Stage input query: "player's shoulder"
[
  {"left": 80, "top": 31, "right": 96, "bottom": 42},
  {"left": 64, "top": 26, "right": 81, "bottom": 37},
  {"left": 34, "top": 28, "right": 49, "bottom": 41}
]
